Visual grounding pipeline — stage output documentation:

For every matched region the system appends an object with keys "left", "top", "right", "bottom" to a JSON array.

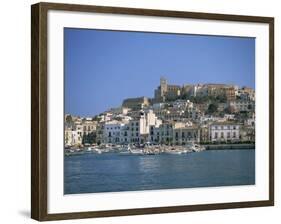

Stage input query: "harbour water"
[{"left": 64, "top": 149, "right": 255, "bottom": 194}]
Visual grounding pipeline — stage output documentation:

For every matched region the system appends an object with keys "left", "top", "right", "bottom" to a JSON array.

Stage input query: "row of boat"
[
  {"left": 126, "top": 143, "right": 205, "bottom": 155},
  {"left": 65, "top": 143, "right": 205, "bottom": 156}
]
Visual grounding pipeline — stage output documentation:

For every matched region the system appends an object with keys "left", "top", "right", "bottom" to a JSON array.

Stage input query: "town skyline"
[
  {"left": 66, "top": 78, "right": 254, "bottom": 118},
  {"left": 65, "top": 28, "right": 255, "bottom": 116}
]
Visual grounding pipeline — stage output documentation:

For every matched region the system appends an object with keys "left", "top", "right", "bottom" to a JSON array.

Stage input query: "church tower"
[{"left": 160, "top": 77, "right": 168, "bottom": 97}]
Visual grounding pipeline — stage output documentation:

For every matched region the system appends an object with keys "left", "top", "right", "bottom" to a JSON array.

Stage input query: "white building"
[
  {"left": 100, "top": 110, "right": 162, "bottom": 144},
  {"left": 102, "top": 120, "right": 128, "bottom": 144},
  {"left": 149, "top": 121, "right": 199, "bottom": 145},
  {"left": 150, "top": 122, "right": 173, "bottom": 144},
  {"left": 64, "top": 128, "right": 83, "bottom": 146},
  {"left": 173, "top": 123, "right": 200, "bottom": 145},
  {"left": 129, "top": 110, "right": 162, "bottom": 144},
  {"left": 209, "top": 122, "right": 240, "bottom": 143}
]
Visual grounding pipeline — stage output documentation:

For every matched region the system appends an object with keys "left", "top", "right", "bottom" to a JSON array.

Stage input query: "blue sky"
[{"left": 64, "top": 28, "right": 255, "bottom": 117}]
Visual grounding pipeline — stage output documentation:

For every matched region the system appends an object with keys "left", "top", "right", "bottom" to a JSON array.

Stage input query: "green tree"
[
  {"left": 207, "top": 103, "right": 218, "bottom": 114},
  {"left": 216, "top": 94, "right": 227, "bottom": 103}
]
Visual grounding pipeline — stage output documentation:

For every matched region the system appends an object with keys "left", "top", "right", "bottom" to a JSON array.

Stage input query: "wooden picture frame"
[{"left": 31, "top": 2, "right": 274, "bottom": 221}]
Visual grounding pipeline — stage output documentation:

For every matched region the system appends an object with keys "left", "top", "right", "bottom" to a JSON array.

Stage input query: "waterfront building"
[
  {"left": 129, "top": 110, "right": 162, "bottom": 144},
  {"left": 199, "top": 125, "right": 210, "bottom": 143},
  {"left": 98, "top": 110, "right": 161, "bottom": 144},
  {"left": 240, "top": 125, "right": 255, "bottom": 142},
  {"left": 64, "top": 128, "right": 82, "bottom": 146},
  {"left": 173, "top": 124, "right": 200, "bottom": 145},
  {"left": 96, "top": 122, "right": 105, "bottom": 145},
  {"left": 81, "top": 118, "right": 97, "bottom": 136},
  {"left": 209, "top": 122, "right": 240, "bottom": 143},
  {"left": 149, "top": 121, "right": 199, "bottom": 145},
  {"left": 150, "top": 121, "right": 173, "bottom": 145},
  {"left": 102, "top": 120, "right": 128, "bottom": 144},
  {"left": 122, "top": 97, "right": 150, "bottom": 110}
]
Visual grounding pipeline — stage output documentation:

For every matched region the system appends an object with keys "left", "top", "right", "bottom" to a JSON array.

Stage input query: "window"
[
  {"left": 221, "top": 132, "right": 224, "bottom": 138},
  {"left": 233, "top": 132, "right": 236, "bottom": 138},
  {"left": 227, "top": 132, "right": 230, "bottom": 138},
  {"left": 215, "top": 132, "right": 218, "bottom": 139}
]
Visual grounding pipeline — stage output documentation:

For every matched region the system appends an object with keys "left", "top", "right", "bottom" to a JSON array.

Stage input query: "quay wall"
[{"left": 203, "top": 144, "right": 255, "bottom": 150}]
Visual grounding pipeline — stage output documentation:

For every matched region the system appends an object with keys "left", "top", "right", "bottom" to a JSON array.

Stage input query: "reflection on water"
[{"left": 64, "top": 149, "right": 255, "bottom": 194}]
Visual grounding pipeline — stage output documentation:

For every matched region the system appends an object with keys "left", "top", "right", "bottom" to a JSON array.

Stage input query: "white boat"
[
  {"left": 129, "top": 148, "right": 144, "bottom": 155},
  {"left": 165, "top": 150, "right": 183, "bottom": 155},
  {"left": 115, "top": 144, "right": 143, "bottom": 155},
  {"left": 186, "top": 143, "right": 206, "bottom": 152},
  {"left": 92, "top": 148, "right": 102, "bottom": 154}
]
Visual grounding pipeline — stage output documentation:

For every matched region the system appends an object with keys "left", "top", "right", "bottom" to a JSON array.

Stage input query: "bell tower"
[{"left": 160, "top": 77, "right": 167, "bottom": 97}]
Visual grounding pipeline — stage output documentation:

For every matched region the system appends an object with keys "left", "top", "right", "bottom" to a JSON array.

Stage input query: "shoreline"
[
  {"left": 65, "top": 143, "right": 255, "bottom": 156},
  {"left": 203, "top": 143, "right": 255, "bottom": 150}
]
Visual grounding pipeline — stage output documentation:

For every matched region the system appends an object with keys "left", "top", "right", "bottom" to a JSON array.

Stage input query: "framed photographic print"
[{"left": 31, "top": 2, "right": 274, "bottom": 221}]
